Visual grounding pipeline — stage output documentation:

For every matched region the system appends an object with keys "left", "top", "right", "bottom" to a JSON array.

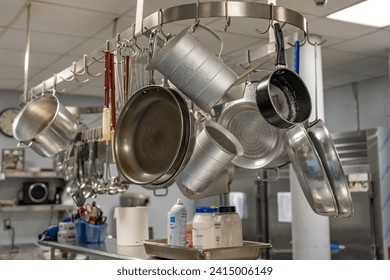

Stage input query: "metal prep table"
[{"left": 37, "top": 239, "right": 152, "bottom": 260}]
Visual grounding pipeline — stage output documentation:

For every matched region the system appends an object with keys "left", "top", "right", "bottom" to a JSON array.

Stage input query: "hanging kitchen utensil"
[
  {"left": 259, "top": 39, "right": 302, "bottom": 170},
  {"left": 146, "top": 23, "right": 238, "bottom": 113},
  {"left": 285, "top": 124, "right": 338, "bottom": 216},
  {"left": 102, "top": 49, "right": 111, "bottom": 142},
  {"left": 306, "top": 43, "right": 353, "bottom": 217},
  {"left": 114, "top": 29, "right": 196, "bottom": 186},
  {"left": 12, "top": 93, "right": 79, "bottom": 158},
  {"left": 218, "top": 80, "right": 282, "bottom": 169},
  {"left": 175, "top": 121, "right": 244, "bottom": 197},
  {"left": 255, "top": 23, "right": 311, "bottom": 129}
]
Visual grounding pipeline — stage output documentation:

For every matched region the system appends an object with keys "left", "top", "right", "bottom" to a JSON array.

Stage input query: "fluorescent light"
[{"left": 327, "top": 0, "right": 390, "bottom": 28}]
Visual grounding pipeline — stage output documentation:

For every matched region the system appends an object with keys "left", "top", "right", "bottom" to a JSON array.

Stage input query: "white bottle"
[
  {"left": 169, "top": 199, "right": 187, "bottom": 246},
  {"left": 192, "top": 206, "right": 217, "bottom": 249},
  {"left": 218, "top": 206, "right": 243, "bottom": 247}
]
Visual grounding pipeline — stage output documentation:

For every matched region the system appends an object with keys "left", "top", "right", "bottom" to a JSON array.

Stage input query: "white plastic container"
[
  {"left": 169, "top": 199, "right": 187, "bottom": 246},
  {"left": 192, "top": 206, "right": 217, "bottom": 249},
  {"left": 217, "top": 206, "right": 243, "bottom": 247}
]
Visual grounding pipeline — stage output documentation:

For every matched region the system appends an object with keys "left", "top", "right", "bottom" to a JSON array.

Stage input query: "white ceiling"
[{"left": 0, "top": 0, "right": 388, "bottom": 98}]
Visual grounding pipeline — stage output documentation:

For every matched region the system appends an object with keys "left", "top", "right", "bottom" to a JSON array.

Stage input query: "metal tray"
[{"left": 142, "top": 239, "right": 272, "bottom": 260}]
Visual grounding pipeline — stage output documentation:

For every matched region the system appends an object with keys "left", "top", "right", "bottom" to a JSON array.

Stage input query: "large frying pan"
[{"left": 114, "top": 85, "right": 194, "bottom": 187}]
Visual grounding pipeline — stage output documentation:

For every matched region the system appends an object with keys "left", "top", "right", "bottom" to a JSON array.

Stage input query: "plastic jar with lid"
[
  {"left": 192, "top": 206, "right": 217, "bottom": 249},
  {"left": 217, "top": 206, "right": 243, "bottom": 247}
]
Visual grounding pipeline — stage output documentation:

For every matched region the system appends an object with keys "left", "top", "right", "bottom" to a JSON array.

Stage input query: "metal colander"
[{"left": 218, "top": 81, "right": 282, "bottom": 169}]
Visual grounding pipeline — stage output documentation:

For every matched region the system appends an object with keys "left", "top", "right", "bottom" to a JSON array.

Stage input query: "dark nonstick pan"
[{"left": 256, "top": 23, "right": 311, "bottom": 129}]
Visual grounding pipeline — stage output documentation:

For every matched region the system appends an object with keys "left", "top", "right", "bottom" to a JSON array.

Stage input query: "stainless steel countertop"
[{"left": 37, "top": 239, "right": 152, "bottom": 260}]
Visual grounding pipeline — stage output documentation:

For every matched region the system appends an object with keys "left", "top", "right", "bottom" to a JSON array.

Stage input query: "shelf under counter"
[{"left": 37, "top": 239, "right": 152, "bottom": 260}]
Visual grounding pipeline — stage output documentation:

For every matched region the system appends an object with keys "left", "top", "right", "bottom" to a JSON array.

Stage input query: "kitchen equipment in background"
[
  {"left": 147, "top": 23, "right": 238, "bottom": 113},
  {"left": 285, "top": 124, "right": 338, "bottom": 216},
  {"left": 18, "top": 182, "right": 49, "bottom": 205},
  {"left": 218, "top": 81, "right": 282, "bottom": 169},
  {"left": 114, "top": 206, "right": 149, "bottom": 246},
  {"left": 255, "top": 23, "right": 311, "bottom": 129},
  {"left": 175, "top": 121, "right": 243, "bottom": 198},
  {"left": 120, "top": 192, "right": 149, "bottom": 207},
  {"left": 1, "top": 148, "right": 25, "bottom": 171},
  {"left": 12, "top": 94, "right": 79, "bottom": 158},
  {"left": 228, "top": 192, "right": 248, "bottom": 220}
]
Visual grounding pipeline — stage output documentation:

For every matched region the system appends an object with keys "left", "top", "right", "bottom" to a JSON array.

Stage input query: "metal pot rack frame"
[{"left": 26, "top": 0, "right": 322, "bottom": 100}]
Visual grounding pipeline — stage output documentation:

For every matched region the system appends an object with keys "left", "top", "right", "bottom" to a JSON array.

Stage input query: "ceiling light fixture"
[{"left": 327, "top": 0, "right": 390, "bottom": 28}]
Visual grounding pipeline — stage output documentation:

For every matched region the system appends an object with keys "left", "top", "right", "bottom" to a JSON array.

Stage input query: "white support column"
[{"left": 289, "top": 36, "right": 331, "bottom": 260}]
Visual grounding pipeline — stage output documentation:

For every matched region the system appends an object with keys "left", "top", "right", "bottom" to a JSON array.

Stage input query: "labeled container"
[
  {"left": 217, "top": 206, "right": 243, "bottom": 247},
  {"left": 169, "top": 199, "right": 187, "bottom": 246},
  {"left": 192, "top": 206, "right": 217, "bottom": 249},
  {"left": 74, "top": 219, "right": 107, "bottom": 244}
]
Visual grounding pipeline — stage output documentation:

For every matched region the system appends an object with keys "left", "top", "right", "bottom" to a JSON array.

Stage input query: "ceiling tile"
[
  {"left": 0, "top": 78, "right": 23, "bottom": 90},
  {"left": 68, "top": 38, "right": 107, "bottom": 57},
  {"left": 0, "top": 0, "right": 25, "bottom": 27},
  {"left": 0, "top": 48, "right": 25, "bottom": 67},
  {"left": 0, "top": 28, "right": 85, "bottom": 55},
  {"left": 308, "top": 18, "right": 376, "bottom": 40},
  {"left": 321, "top": 48, "right": 367, "bottom": 69},
  {"left": 39, "top": 0, "right": 136, "bottom": 16},
  {"left": 329, "top": 29, "right": 390, "bottom": 57},
  {"left": 275, "top": 0, "right": 365, "bottom": 17},
  {"left": 12, "top": 2, "right": 116, "bottom": 37}
]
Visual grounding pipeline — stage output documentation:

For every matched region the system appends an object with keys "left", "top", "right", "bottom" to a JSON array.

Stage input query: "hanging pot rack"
[{"left": 27, "top": 1, "right": 312, "bottom": 99}]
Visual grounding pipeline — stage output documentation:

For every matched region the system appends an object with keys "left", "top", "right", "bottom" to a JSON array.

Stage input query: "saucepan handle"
[{"left": 274, "top": 22, "right": 286, "bottom": 67}]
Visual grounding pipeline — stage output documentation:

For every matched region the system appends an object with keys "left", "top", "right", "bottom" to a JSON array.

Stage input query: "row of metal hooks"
[{"left": 29, "top": 1, "right": 326, "bottom": 99}]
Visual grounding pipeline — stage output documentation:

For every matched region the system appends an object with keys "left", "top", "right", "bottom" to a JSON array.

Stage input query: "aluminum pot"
[
  {"left": 256, "top": 23, "right": 311, "bottom": 129},
  {"left": 12, "top": 94, "right": 78, "bottom": 158},
  {"left": 175, "top": 121, "right": 244, "bottom": 196},
  {"left": 147, "top": 23, "right": 237, "bottom": 113}
]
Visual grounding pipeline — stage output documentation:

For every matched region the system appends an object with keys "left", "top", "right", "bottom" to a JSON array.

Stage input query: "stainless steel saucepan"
[
  {"left": 255, "top": 23, "right": 311, "bottom": 129},
  {"left": 12, "top": 94, "right": 79, "bottom": 158}
]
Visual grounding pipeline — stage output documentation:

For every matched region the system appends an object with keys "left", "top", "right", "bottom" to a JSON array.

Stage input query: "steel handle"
[
  {"left": 17, "top": 140, "right": 33, "bottom": 148},
  {"left": 191, "top": 23, "right": 224, "bottom": 58}
]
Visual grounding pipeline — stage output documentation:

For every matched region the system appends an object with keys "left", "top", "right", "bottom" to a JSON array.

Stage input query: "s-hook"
[{"left": 223, "top": 0, "right": 231, "bottom": 32}]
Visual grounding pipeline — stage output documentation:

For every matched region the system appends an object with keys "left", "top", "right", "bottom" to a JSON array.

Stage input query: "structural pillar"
[{"left": 289, "top": 36, "right": 331, "bottom": 260}]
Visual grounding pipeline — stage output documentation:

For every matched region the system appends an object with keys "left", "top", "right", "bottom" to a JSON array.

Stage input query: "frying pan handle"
[{"left": 274, "top": 22, "right": 286, "bottom": 67}]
